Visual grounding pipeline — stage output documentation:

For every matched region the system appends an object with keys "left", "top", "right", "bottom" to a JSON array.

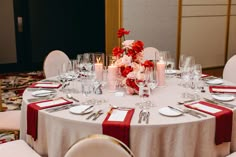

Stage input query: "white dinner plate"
[
  {"left": 69, "top": 105, "right": 94, "bottom": 115},
  {"left": 206, "top": 79, "right": 224, "bottom": 85},
  {"left": 32, "top": 89, "right": 56, "bottom": 97},
  {"left": 158, "top": 107, "right": 183, "bottom": 117},
  {"left": 212, "top": 94, "right": 235, "bottom": 102},
  {"left": 165, "top": 69, "right": 177, "bottom": 75}
]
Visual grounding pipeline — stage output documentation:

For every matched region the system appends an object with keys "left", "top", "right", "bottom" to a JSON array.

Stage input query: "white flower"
[
  {"left": 127, "top": 71, "right": 137, "bottom": 79},
  {"left": 121, "top": 55, "right": 132, "bottom": 65},
  {"left": 122, "top": 40, "right": 134, "bottom": 49}
]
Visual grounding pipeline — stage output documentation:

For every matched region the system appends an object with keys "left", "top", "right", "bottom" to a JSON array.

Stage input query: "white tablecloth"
[{"left": 20, "top": 77, "right": 236, "bottom": 157}]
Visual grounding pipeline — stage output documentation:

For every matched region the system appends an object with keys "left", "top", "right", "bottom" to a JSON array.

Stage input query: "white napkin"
[
  {"left": 212, "top": 88, "right": 236, "bottom": 93},
  {"left": 36, "top": 98, "right": 67, "bottom": 108},
  {"left": 35, "top": 83, "right": 60, "bottom": 88},
  {"left": 108, "top": 109, "right": 128, "bottom": 122},
  {"left": 191, "top": 103, "right": 221, "bottom": 114}
]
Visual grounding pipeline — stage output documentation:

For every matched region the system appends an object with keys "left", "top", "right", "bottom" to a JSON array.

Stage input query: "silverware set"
[
  {"left": 86, "top": 110, "right": 104, "bottom": 121},
  {"left": 138, "top": 110, "right": 150, "bottom": 124},
  {"left": 168, "top": 106, "right": 207, "bottom": 118},
  {"left": 45, "top": 104, "right": 78, "bottom": 113}
]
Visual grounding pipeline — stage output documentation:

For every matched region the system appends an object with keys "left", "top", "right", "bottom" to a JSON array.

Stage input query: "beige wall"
[
  {"left": 122, "top": 0, "right": 178, "bottom": 59},
  {"left": 0, "top": 0, "right": 17, "bottom": 64}
]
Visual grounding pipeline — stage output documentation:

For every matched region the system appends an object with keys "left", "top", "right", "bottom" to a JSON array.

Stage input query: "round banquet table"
[{"left": 20, "top": 77, "right": 236, "bottom": 157}]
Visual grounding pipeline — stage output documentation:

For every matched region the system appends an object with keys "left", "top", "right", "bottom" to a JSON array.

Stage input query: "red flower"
[
  {"left": 142, "top": 60, "right": 154, "bottom": 68},
  {"left": 117, "top": 28, "right": 130, "bottom": 38},
  {"left": 112, "top": 47, "right": 124, "bottom": 57},
  {"left": 132, "top": 40, "right": 144, "bottom": 53},
  {"left": 121, "top": 66, "right": 133, "bottom": 77},
  {"left": 126, "top": 78, "right": 139, "bottom": 92}
]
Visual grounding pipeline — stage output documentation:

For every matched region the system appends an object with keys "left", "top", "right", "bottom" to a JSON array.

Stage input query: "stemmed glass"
[
  {"left": 192, "top": 64, "right": 202, "bottom": 100},
  {"left": 83, "top": 53, "right": 95, "bottom": 80},
  {"left": 178, "top": 54, "right": 186, "bottom": 86},
  {"left": 135, "top": 67, "right": 151, "bottom": 110}
]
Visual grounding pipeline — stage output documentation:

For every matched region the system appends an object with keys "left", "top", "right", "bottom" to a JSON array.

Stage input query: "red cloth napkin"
[
  {"left": 29, "top": 82, "right": 62, "bottom": 88},
  {"left": 185, "top": 101, "right": 233, "bottom": 145},
  {"left": 102, "top": 108, "right": 135, "bottom": 146},
  {"left": 27, "top": 97, "right": 72, "bottom": 140},
  {"left": 209, "top": 86, "right": 236, "bottom": 94}
]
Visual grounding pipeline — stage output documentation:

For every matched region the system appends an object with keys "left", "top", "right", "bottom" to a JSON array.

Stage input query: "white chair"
[
  {"left": 43, "top": 50, "right": 70, "bottom": 78},
  {"left": 226, "top": 152, "right": 236, "bottom": 157},
  {"left": 223, "top": 55, "right": 236, "bottom": 83},
  {"left": 143, "top": 47, "right": 159, "bottom": 61},
  {"left": 0, "top": 140, "right": 41, "bottom": 157},
  {"left": 64, "top": 134, "right": 135, "bottom": 157}
]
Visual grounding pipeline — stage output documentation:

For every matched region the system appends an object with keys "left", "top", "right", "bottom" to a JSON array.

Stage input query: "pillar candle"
[
  {"left": 156, "top": 57, "right": 166, "bottom": 86},
  {"left": 95, "top": 63, "right": 103, "bottom": 81},
  {"left": 107, "top": 65, "right": 118, "bottom": 91}
]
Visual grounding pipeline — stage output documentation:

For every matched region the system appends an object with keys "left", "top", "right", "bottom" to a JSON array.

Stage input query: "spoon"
[{"left": 67, "top": 94, "right": 80, "bottom": 102}]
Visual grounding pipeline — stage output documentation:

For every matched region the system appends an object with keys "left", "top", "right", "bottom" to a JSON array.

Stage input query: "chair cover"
[
  {"left": 64, "top": 134, "right": 135, "bottom": 157},
  {"left": 226, "top": 152, "right": 236, "bottom": 157},
  {"left": 223, "top": 55, "right": 236, "bottom": 83},
  {"left": 43, "top": 50, "right": 70, "bottom": 78},
  {"left": 0, "top": 110, "right": 20, "bottom": 130},
  {"left": 143, "top": 47, "right": 159, "bottom": 61},
  {"left": 0, "top": 140, "right": 41, "bottom": 157}
]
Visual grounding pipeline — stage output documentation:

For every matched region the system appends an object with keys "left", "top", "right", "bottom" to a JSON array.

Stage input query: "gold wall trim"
[
  {"left": 183, "top": 4, "right": 228, "bottom": 6},
  {"left": 105, "top": 0, "right": 122, "bottom": 56},
  {"left": 225, "top": 0, "right": 231, "bottom": 62},
  {"left": 176, "top": 0, "right": 182, "bottom": 68},
  {"left": 182, "top": 15, "right": 227, "bottom": 17}
]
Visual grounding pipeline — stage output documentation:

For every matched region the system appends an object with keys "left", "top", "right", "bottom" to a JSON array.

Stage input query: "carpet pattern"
[{"left": 0, "top": 71, "right": 45, "bottom": 144}]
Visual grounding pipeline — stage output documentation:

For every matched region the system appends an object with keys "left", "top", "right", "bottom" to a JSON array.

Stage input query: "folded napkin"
[
  {"left": 27, "top": 97, "right": 72, "bottom": 140},
  {"left": 102, "top": 108, "right": 135, "bottom": 146},
  {"left": 209, "top": 86, "right": 236, "bottom": 94},
  {"left": 29, "top": 82, "right": 62, "bottom": 88},
  {"left": 185, "top": 101, "right": 233, "bottom": 145}
]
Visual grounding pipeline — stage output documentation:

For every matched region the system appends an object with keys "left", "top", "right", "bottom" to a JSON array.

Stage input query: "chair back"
[
  {"left": 43, "top": 50, "right": 70, "bottom": 78},
  {"left": 143, "top": 47, "right": 159, "bottom": 61},
  {"left": 64, "top": 134, "right": 135, "bottom": 157},
  {"left": 223, "top": 55, "right": 236, "bottom": 83}
]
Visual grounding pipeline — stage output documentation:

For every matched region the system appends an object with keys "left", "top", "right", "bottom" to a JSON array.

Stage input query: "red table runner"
[
  {"left": 27, "top": 97, "right": 72, "bottom": 140},
  {"left": 185, "top": 101, "right": 233, "bottom": 145},
  {"left": 102, "top": 108, "right": 135, "bottom": 146}
]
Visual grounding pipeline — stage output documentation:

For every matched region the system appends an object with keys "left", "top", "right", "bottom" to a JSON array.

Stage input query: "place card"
[
  {"left": 191, "top": 103, "right": 221, "bottom": 114},
  {"left": 108, "top": 109, "right": 128, "bottom": 122},
  {"left": 36, "top": 98, "right": 69, "bottom": 108}
]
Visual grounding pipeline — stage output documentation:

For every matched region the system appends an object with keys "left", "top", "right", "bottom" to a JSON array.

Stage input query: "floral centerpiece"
[{"left": 112, "top": 28, "right": 154, "bottom": 95}]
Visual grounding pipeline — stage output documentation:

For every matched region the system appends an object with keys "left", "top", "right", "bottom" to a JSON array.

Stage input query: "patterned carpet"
[{"left": 0, "top": 71, "right": 45, "bottom": 144}]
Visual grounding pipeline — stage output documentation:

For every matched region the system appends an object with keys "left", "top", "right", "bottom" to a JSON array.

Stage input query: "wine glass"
[
  {"left": 135, "top": 67, "right": 151, "bottom": 108},
  {"left": 192, "top": 64, "right": 202, "bottom": 100}
]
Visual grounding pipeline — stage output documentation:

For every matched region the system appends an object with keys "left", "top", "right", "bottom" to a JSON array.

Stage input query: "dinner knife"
[
  {"left": 168, "top": 106, "right": 184, "bottom": 113},
  {"left": 138, "top": 110, "right": 143, "bottom": 123},
  {"left": 146, "top": 112, "right": 150, "bottom": 124},
  {"left": 81, "top": 105, "right": 93, "bottom": 114}
]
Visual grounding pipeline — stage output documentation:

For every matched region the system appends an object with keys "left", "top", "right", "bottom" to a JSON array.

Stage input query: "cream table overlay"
[{"left": 20, "top": 77, "right": 236, "bottom": 157}]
